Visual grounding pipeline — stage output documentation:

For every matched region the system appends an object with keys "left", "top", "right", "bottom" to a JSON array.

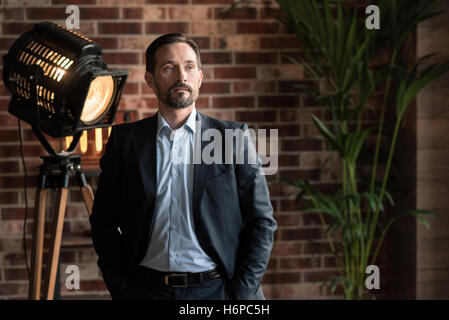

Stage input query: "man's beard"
[{"left": 156, "top": 82, "right": 198, "bottom": 109}]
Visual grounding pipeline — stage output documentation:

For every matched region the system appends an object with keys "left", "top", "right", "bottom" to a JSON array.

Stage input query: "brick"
[
  {"left": 0, "top": 129, "right": 36, "bottom": 143},
  {"left": 232, "top": 81, "right": 276, "bottom": 94},
  {"left": 258, "top": 95, "right": 299, "bottom": 108},
  {"left": 59, "top": 251, "right": 77, "bottom": 263},
  {"left": 25, "top": 8, "right": 65, "bottom": 19},
  {"left": 0, "top": 192, "right": 19, "bottom": 205},
  {"left": 27, "top": 7, "right": 119, "bottom": 20},
  {"left": 280, "top": 199, "right": 309, "bottom": 211},
  {"left": 3, "top": 268, "right": 28, "bottom": 281},
  {"left": 280, "top": 227, "right": 322, "bottom": 240},
  {"left": 98, "top": 23, "right": 142, "bottom": 35},
  {"left": 277, "top": 154, "right": 299, "bottom": 166},
  {"left": 0, "top": 37, "right": 17, "bottom": 51},
  {"left": 78, "top": 22, "right": 96, "bottom": 37},
  {"left": 71, "top": 221, "right": 91, "bottom": 233},
  {"left": 214, "top": 67, "right": 256, "bottom": 79},
  {"left": 1, "top": 207, "right": 31, "bottom": 220},
  {"left": 271, "top": 242, "right": 302, "bottom": 256},
  {"left": 191, "top": 37, "right": 210, "bottom": 49},
  {"left": 102, "top": 53, "right": 140, "bottom": 65},
  {"left": 303, "top": 212, "right": 334, "bottom": 226},
  {"left": 200, "top": 82, "right": 230, "bottom": 94},
  {"left": 278, "top": 169, "right": 321, "bottom": 181},
  {"left": 0, "top": 283, "right": 28, "bottom": 296},
  {"left": 212, "top": 96, "right": 254, "bottom": 108},
  {"left": 275, "top": 124, "right": 301, "bottom": 137},
  {"left": 0, "top": 176, "right": 37, "bottom": 189},
  {"left": 196, "top": 97, "right": 210, "bottom": 109},
  {"left": 201, "top": 110, "right": 233, "bottom": 121},
  {"left": 145, "top": 22, "right": 188, "bottom": 34},
  {"left": 191, "top": 21, "right": 235, "bottom": 36},
  {"left": 2, "top": 22, "right": 34, "bottom": 35},
  {"left": 77, "top": 249, "right": 99, "bottom": 263},
  {"left": 216, "top": 36, "right": 260, "bottom": 51},
  {"left": 143, "top": 7, "right": 166, "bottom": 20},
  {"left": 323, "top": 256, "right": 338, "bottom": 268},
  {"left": 1, "top": 8, "right": 24, "bottom": 20},
  {"left": 122, "top": 8, "right": 143, "bottom": 19},
  {"left": 0, "top": 219, "right": 24, "bottom": 235},
  {"left": 0, "top": 99, "right": 11, "bottom": 111},
  {"left": 260, "top": 37, "right": 301, "bottom": 49},
  {"left": 52, "top": 0, "right": 96, "bottom": 3},
  {"left": 279, "top": 80, "right": 317, "bottom": 93},
  {"left": 78, "top": 280, "right": 108, "bottom": 291},
  {"left": 235, "top": 52, "right": 278, "bottom": 64},
  {"left": 0, "top": 161, "right": 20, "bottom": 174},
  {"left": 273, "top": 214, "right": 301, "bottom": 227},
  {"left": 201, "top": 52, "right": 232, "bottom": 64},
  {"left": 235, "top": 111, "right": 276, "bottom": 123},
  {"left": 146, "top": 0, "right": 187, "bottom": 3},
  {"left": 168, "top": 7, "right": 211, "bottom": 20},
  {"left": 303, "top": 270, "right": 339, "bottom": 282},
  {"left": 4, "top": 0, "right": 49, "bottom": 4},
  {"left": 260, "top": 7, "right": 283, "bottom": 20},
  {"left": 282, "top": 139, "right": 322, "bottom": 151},
  {"left": 120, "top": 96, "right": 157, "bottom": 110},
  {"left": 257, "top": 65, "right": 303, "bottom": 80},
  {"left": 0, "top": 145, "right": 45, "bottom": 158},
  {"left": 192, "top": 0, "right": 235, "bottom": 3},
  {"left": 237, "top": 22, "right": 279, "bottom": 34},
  {"left": 263, "top": 272, "right": 301, "bottom": 284},
  {"left": 119, "top": 36, "right": 156, "bottom": 50},
  {"left": 280, "top": 257, "right": 317, "bottom": 269},
  {"left": 123, "top": 82, "right": 139, "bottom": 95},
  {"left": 98, "top": 0, "right": 144, "bottom": 3},
  {"left": 90, "top": 37, "right": 118, "bottom": 50},
  {"left": 303, "top": 94, "right": 321, "bottom": 107},
  {"left": 303, "top": 241, "right": 343, "bottom": 255},
  {"left": 214, "top": 7, "right": 257, "bottom": 19}
]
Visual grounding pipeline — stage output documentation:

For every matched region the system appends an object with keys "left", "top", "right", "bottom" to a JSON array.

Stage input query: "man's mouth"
[{"left": 173, "top": 88, "right": 189, "bottom": 92}]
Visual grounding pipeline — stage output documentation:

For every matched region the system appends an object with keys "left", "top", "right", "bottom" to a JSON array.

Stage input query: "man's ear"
[
  {"left": 198, "top": 69, "right": 203, "bottom": 89},
  {"left": 144, "top": 71, "right": 155, "bottom": 91}
]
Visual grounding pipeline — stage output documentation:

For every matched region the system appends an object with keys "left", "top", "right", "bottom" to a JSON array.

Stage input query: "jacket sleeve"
[
  {"left": 89, "top": 125, "right": 128, "bottom": 300},
  {"left": 229, "top": 122, "right": 277, "bottom": 300}
]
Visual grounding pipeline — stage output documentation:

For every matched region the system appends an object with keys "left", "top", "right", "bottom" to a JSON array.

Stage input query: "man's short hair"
[{"left": 145, "top": 33, "right": 202, "bottom": 74}]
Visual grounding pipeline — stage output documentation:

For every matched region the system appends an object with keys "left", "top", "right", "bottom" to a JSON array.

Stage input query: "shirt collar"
[{"left": 157, "top": 107, "right": 197, "bottom": 136}]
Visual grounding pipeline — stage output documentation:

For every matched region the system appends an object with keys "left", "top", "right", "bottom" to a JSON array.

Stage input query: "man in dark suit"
[{"left": 89, "top": 33, "right": 277, "bottom": 300}]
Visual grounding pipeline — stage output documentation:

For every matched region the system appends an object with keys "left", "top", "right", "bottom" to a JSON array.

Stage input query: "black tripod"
[{"left": 28, "top": 148, "right": 94, "bottom": 300}]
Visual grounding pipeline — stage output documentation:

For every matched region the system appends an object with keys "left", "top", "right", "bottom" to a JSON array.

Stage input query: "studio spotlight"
[
  {"left": 3, "top": 21, "right": 128, "bottom": 154},
  {"left": 2, "top": 21, "right": 129, "bottom": 300}
]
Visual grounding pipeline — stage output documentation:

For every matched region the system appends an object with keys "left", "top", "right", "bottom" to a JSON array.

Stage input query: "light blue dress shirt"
[{"left": 139, "top": 107, "right": 217, "bottom": 272}]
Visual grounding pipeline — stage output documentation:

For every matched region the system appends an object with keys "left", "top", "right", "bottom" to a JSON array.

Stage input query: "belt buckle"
[{"left": 165, "top": 273, "right": 188, "bottom": 288}]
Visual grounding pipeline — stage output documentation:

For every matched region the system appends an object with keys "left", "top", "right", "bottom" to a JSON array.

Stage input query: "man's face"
[{"left": 145, "top": 42, "right": 203, "bottom": 109}]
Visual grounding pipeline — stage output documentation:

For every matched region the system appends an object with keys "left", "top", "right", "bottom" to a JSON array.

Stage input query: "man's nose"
[{"left": 176, "top": 66, "right": 188, "bottom": 82}]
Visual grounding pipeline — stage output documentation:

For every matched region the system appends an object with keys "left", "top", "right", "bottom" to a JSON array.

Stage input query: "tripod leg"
[
  {"left": 43, "top": 187, "right": 68, "bottom": 300},
  {"left": 80, "top": 185, "right": 94, "bottom": 216},
  {"left": 28, "top": 188, "right": 48, "bottom": 300}
]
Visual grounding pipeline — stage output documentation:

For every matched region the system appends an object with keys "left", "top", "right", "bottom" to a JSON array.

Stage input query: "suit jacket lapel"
[
  {"left": 193, "top": 111, "right": 211, "bottom": 228},
  {"left": 132, "top": 114, "right": 158, "bottom": 215}
]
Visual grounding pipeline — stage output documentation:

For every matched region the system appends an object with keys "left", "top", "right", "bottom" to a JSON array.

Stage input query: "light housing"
[{"left": 2, "top": 21, "right": 128, "bottom": 141}]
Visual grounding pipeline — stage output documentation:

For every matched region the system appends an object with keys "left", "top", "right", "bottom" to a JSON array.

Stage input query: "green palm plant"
[{"left": 274, "top": 0, "right": 449, "bottom": 299}]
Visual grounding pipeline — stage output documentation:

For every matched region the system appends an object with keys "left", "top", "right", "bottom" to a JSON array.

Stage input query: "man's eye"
[
  {"left": 186, "top": 65, "right": 194, "bottom": 70},
  {"left": 165, "top": 66, "right": 174, "bottom": 71}
]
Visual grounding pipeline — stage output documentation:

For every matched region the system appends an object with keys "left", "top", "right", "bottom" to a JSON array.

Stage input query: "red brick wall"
[{"left": 0, "top": 0, "right": 350, "bottom": 299}]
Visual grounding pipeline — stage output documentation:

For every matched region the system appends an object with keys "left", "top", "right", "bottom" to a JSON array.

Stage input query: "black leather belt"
[{"left": 135, "top": 266, "right": 222, "bottom": 288}]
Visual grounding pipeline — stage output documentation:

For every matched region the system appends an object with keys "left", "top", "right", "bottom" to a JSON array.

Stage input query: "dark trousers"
[{"left": 122, "top": 266, "right": 233, "bottom": 300}]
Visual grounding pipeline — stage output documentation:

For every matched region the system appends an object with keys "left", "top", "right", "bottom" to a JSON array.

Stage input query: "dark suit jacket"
[{"left": 89, "top": 110, "right": 277, "bottom": 300}]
